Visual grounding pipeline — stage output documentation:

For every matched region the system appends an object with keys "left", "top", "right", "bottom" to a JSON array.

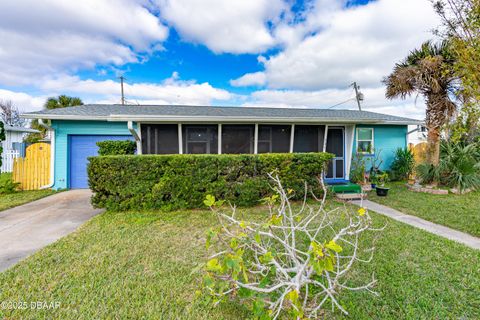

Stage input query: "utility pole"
[
  {"left": 119, "top": 76, "right": 126, "bottom": 105},
  {"left": 352, "top": 82, "right": 363, "bottom": 111}
]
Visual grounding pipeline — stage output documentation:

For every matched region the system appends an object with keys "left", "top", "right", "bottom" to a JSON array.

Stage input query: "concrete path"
[
  {"left": 0, "top": 190, "right": 103, "bottom": 272},
  {"left": 350, "top": 199, "right": 480, "bottom": 250}
]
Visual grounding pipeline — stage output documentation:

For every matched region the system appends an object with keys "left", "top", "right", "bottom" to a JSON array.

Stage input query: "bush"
[
  {"left": 416, "top": 141, "right": 480, "bottom": 191},
  {"left": 88, "top": 153, "right": 334, "bottom": 211},
  {"left": 201, "top": 176, "right": 377, "bottom": 318},
  {"left": 349, "top": 153, "right": 366, "bottom": 184},
  {"left": 96, "top": 140, "right": 136, "bottom": 156},
  {"left": 0, "top": 122, "right": 5, "bottom": 168},
  {"left": 0, "top": 179, "right": 20, "bottom": 194},
  {"left": 391, "top": 147, "right": 415, "bottom": 181}
]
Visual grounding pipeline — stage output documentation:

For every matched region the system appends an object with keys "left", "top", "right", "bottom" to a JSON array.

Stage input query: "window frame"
[{"left": 356, "top": 127, "right": 374, "bottom": 154}]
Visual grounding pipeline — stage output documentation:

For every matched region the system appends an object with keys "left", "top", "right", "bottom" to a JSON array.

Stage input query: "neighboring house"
[
  {"left": 2, "top": 124, "right": 39, "bottom": 152},
  {"left": 407, "top": 125, "right": 427, "bottom": 145},
  {"left": 1, "top": 124, "right": 39, "bottom": 173},
  {"left": 23, "top": 104, "right": 421, "bottom": 189}
]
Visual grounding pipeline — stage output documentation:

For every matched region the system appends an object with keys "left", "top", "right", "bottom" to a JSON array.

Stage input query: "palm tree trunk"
[{"left": 426, "top": 127, "right": 440, "bottom": 166}]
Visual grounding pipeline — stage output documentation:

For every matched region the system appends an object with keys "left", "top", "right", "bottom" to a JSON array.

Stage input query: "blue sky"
[{"left": 0, "top": 0, "right": 439, "bottom": 118}]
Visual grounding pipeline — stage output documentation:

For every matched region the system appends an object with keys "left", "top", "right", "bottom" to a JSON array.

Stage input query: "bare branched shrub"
[{"left": 201, "top": 174, "right": 381, "bottom": 319}]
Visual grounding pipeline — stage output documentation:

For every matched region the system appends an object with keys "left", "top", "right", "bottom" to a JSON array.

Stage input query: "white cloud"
[
  {"left": 230, "top": 72, "right": 266, "bottom": 87},
  {"left": 243, "top": 86, "right": 425, "bottom": 119},
  {"left": 0, "top": 89, "right": 47, "bottom": 112},
  {"left": 234, "top": 0, "right": 439, "bottom": 90},
  {"left": 39, "top": 74, "right": 234, "bottom": 106},
  {"left": 0, "top": 0, "right": 168, "bottom": 86},
  {"left": 157, "top": 0, "right": 287, "bottom": 53}
]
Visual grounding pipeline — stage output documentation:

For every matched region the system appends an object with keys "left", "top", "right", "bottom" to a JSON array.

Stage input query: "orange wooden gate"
[
  {"left": 12, "top": 143, "right": 51, "bottom": 190},
  {"left": 409, "top": 142, "right": 427, "bottom": 164}
]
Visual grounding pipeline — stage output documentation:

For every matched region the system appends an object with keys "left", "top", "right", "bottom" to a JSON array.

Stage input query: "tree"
[
  {"left": 0, "top": 100, "right": 26, "bottom": 127},
  {"left": 433, "top": 0, "right": 480, "bottom": 142},
  {"left": 202, "top": 175, "right": 379, "bottom": 318},
  {"left": 383, "top": 41, "right": 458, "bottom": 167},
  {"left": 0, "top": 122, "right": 5, "bottom": 169},
  {"left": 44, "top": 95, "right": 83, "bottom": 109},
  {"left": 25, "top": 95, "right": 83, "bottom": 143}
]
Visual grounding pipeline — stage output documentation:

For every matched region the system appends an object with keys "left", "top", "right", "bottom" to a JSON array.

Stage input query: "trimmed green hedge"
[
  {"left": 96, "top": 140, "right": 136, "bottom": 156},
  {"left": 88, "top": 153, "right": 333, "bottom": 211}
]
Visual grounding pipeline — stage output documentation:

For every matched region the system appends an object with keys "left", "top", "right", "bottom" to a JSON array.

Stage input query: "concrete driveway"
[{"left": 0, "top": 189, "right": 102, "bottom": 272}]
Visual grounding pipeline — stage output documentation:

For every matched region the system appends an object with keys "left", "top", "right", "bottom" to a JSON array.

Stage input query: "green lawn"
[
  {"left": 0, "top": 173, "right": 56, "bottom": 211},
  {"left": 0, "top": 203, "right": 479, "bottom": 319},
  {"left": 370, "top": 182, "right": 480, "bottom": 237}
]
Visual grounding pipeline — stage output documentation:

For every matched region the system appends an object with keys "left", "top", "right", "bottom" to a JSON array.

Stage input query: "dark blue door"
[{"left": 69, "top": 135, "right": 133, "bottom": 189}]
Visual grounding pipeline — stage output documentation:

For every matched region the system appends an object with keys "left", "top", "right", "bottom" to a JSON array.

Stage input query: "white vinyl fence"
[{"left": 1, "top": 149, "right": 20, "bottom": 173}]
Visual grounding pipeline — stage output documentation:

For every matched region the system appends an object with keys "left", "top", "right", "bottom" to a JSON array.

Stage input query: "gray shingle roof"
[{"left": 22, "top": 104, "right": 422, "bottom": 125}]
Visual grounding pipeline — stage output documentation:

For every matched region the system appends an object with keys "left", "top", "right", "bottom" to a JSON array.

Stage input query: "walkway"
[
  {"left": 0, "top": 190, "right": 103, "bottom": 271},
  {"left": 350, "top": 199, "right": 480, "bottom": 250}
]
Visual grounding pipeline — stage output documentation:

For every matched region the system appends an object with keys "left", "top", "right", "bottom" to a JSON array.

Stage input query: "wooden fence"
[
  {"left": 1, "top": 149, "right": 20, "bottom": 173},
  {"left": 409, "top": 142, "right": 428, "bottom": 164},
  {"left": 12, "top": 143, "right": 51, "bottom": 190}
]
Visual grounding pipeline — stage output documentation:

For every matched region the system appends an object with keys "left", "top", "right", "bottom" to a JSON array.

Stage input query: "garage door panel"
[{"left": 69, "top": 135, "right": 133, "bottom": 189}]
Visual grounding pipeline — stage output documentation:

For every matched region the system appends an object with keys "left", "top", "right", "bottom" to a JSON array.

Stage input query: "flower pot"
[
  {"left": 376, "top": 187, "right": 389, "bottom": 197},
  {"left": 371, "top": 183, "right": 376, "bottom": 189}
]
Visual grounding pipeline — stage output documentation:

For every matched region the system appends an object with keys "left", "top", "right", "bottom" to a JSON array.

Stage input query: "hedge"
[
  {"left": 96, "top": 140, "right": 136, "bottom": 156},
  {"left": 88, "top": 153, "right": 334, "bottom": 211}
]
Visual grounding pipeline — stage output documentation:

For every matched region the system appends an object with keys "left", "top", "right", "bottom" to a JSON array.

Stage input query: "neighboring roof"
[
  {"left": 22, "top": 104, "right": 422, "bottom": 125},
  {"left": 4, "top": 124, "right": 39, "bottom": 133}
]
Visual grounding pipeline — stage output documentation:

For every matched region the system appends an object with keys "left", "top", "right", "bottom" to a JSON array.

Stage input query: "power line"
[{"left": 327, "top": 98, "right": 356, "bottom": 109}]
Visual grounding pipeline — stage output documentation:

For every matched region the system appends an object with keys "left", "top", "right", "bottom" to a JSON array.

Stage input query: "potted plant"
[
  {"left": 370, "top": 173, "right": 378, "bottom": 189},
  {"left": 375, "top": 172, "right": 390, "bottom": 196}
]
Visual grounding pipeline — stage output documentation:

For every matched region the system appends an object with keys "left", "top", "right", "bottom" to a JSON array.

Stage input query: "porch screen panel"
[
  {"left": 258, "top": 125, "right": 291, "bottom": 153},
  {"left": 141, "top": 124, "right": 179, "bottom": 154},
  {"left": 222, "top": 125, "right": 254, "bottom": 154},
  {"left": 182, "top": 125, "right": 218, "bottom": 154},
  {"left": 293, "top": 125, "right": 325, "bottom": 152}
]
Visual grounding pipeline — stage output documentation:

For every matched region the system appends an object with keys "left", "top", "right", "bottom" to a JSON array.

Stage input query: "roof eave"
[{"left": 21, "top": 113, "right": 422, "bottom": 125}]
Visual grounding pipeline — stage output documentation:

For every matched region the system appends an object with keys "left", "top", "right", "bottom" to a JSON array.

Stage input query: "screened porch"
[{"left": 139, "top": 123, "right": 350, "bottom": 180}]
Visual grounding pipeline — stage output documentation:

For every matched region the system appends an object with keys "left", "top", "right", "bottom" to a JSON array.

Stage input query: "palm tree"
[
  {"left": 45, "top": 95, "right": 83, "bottom": 109},
  {"left": 383, "top": 41, "right": 457, "bottom": 166},
  {"left": 25, "top": 95, "right": 84, "bottom": 143}
]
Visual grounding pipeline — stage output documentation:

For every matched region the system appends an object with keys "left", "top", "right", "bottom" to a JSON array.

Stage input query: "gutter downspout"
[
  {"left": 38, "top": 119, "right": 55, "bottom": 189},
  {"left": 128, "top": 121, "right": 141, "bottom": 153}
]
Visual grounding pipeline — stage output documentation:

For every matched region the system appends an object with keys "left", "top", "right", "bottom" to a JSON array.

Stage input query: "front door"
[{"left": 325, "top": 127, "right": 344, "bottom": 180}]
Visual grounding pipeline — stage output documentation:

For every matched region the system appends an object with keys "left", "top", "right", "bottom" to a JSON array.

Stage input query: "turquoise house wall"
[
  {"left": 51, "top": 120, "right": 132, "bottom": 189},
  {"left": 352, "top": 124, "right": 408, "bottom": 172}
]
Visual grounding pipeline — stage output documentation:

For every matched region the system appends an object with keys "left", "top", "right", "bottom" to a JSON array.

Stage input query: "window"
[
  {"left": 222, "top": 125, "right": 254, "bottom": 154},
  {"left": 141, "top": 124, "right": 179, "bottom": 154},
  {"left": 183, "top": 125, "right": 218, "bottom": 154},
  {"left": 356, "top": 128, "right": 373, "bottom": 154},
  {"left": 258, "top": 125, "right": 291, "bottom": 153},
  {"left": 293, "top": 125, "right": 325, "bottom": 152}
]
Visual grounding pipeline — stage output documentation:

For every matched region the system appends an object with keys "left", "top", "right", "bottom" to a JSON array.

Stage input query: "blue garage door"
[{"left": 69, "top": 135, "right": 133, "bottom": 189}]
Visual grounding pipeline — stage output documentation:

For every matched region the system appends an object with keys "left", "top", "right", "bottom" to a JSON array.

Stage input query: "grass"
[
  {"left": 0, "top": 173, "right": 56, "bottom": 211},
  {"left": 0, "top": 202, "right": 479, "bottom": 319},
  {"left": 370, "top": 181, "right": 480, "bottom": 237}
]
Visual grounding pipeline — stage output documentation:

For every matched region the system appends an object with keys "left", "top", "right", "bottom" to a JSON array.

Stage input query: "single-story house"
[
  {"left": 23, "top": 104, "right": 421, "bottom": 190},
  {"left": 1, "top": 124, "right": 40, "bottom": 173},
  {"left": 1, "top": 124, "right": 39, "bottom": 152}
]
